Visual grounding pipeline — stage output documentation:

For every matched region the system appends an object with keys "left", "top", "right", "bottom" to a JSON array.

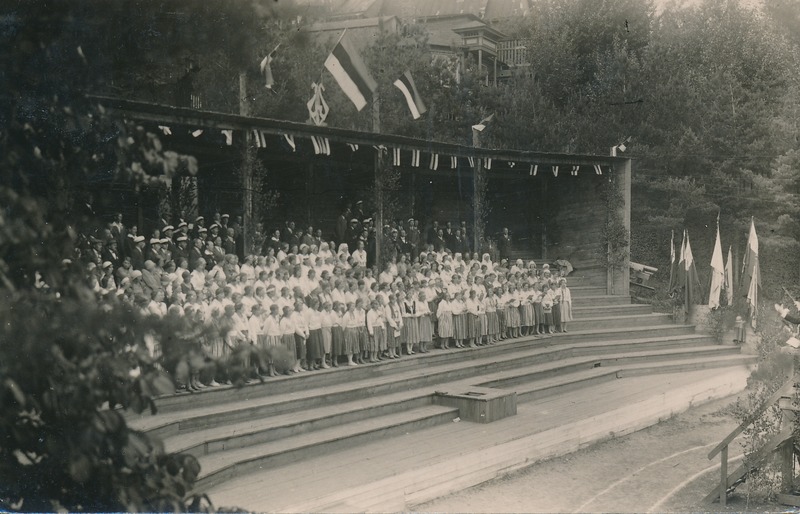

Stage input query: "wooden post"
[
  {"left": 372, "top": 92, "right": 381, "bottom": 134},
  {"left": 781, "top": 440, "right": 794, "bottom": 494},
  {"left": 374, "top": 149, "right": 383, "bottom": 266},
  {"left": 472, "top": 128, "right": 483, "bottom": 252},
  {"left": 239, "top": 71, "right": 254, "bottom": 255},
  {"left": 306, "top": 162, "right": 314, "bottom": 225},
  {"left": 493, "top": 56, "right": 497, "bottom": 86},
  {"left": 720, "top": 445, "right": 728, "bottom": 506}
]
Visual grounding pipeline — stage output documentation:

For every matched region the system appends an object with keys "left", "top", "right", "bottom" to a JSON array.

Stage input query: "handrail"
[{"left": 707, "top": 377, "right": 794, "bottom": 460}]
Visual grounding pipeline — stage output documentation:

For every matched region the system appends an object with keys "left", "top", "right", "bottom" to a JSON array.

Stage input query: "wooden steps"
[{"left": 128, "top": 288, "right": 755, "bottom": 502}]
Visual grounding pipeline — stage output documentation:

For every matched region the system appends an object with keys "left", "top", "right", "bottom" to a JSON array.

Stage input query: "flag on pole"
[
  {"left": 708, "top": 216, "right": 724, "bottom": 309},
  {"left": 742, "top": 218, "right": 760, "bottom": 328},
  {"left": 668, "top": 230, "right": 678, "bottom": 293},
  {"left": 675, "top": 230, "right": 687, "bottom": 292},
  {"left": 724, "top": 245, "right": 734, "bottom": 306},
  {"left": 683, "top": 231, "right": 702, "bottom": 311},
  {"left": 324, "top": 32, "right": 377, "bottom": 112},
  {"left": 471, "top": 113, "right": 494, "bottom": 132},
  {"left": 393, "top": 70, "right": 427, "bottom": 119},
  {"left": 260, "top": 44, "right": 280, "bottom": 89}
]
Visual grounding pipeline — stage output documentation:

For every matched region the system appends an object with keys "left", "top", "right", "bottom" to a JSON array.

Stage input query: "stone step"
[
  {"left": 568, "top": 313, "right": 672, "bottom": 331},
  {"left": 572, "top": 295, "right": 631, "bottom": 307},
  {"left": 573, "top": 303, "right": 653, "bottom": 317},
  {"left": 195, "top": 404, "right": 459, "bottom": 490}
]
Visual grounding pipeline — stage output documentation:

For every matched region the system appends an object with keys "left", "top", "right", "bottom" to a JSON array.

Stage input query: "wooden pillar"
[
  {"left": 607, "top": 159, "right": 632, "bottom": 296},
  {"left": 472, "top": 129, "right": 483, "bottom": 253},
  {"left": 306, "top": 162, "right": 314, "bottom": 225},
  {"left": 541, "top": 176, "right": 548, "bottom": 260},
  {"left": 239, "top": 71, "right": 254, "bottom": 255},
  {"left": 493, "top": 57, "right": 497, "bottom": 86},
  {"left": 411, "top": 170, "right": 416, "bottom": 218},
  {"left": 372, "top": 92, "right": 381, "bottom": 134},
  {"left": 720, "top": 446, "right": 728, "bottom": 506},
  {"left": 374, "top": 150, "right": 384, "bottom": 266}
]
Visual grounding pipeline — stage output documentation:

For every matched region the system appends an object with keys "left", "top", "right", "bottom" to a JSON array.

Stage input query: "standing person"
[
  {"left": 403, "top": 291, "right": 420, "bottom": 355},
  {"left": 291, "top": 300, "right": 310, "bottom": 372},
  {"left": 559, "top": 278, "right": 573, "bottom": 333},
  {"left": 343, "top": 301, "right": 361, "bottom": 366},
  {"left": 550, "top": 282, "right": 562, "bottom": 333},
  {"left": 354, "top": 298, "right": 369, "bottom": 364},
  {"left": 466, "top": 289, "right": 482, "bottom": 348},
  {"left": 541, "top": 283, "right": 555, "bottom": 334},
  {"left": 306, "top": 298, "right": 325, "bottom": 370},
  {"left": 498, "top": 227, "right": 512, "bottom": 261},
  {"left": 484, "top": 288, "right": 499, "bottom": 344},
  {"left": 279, "top": 305, "right": 298, "bottom": 374},
  {"left": 330, "top": 302, "right": 346, "bottom": 367},
  {"left": 451, "top": 291, "right": 467, "bottom": 349},
  {"left": 320, "top": 301, "right": 334, "bottom": 368},
  {"left": 260, "top": 304, "right": 281, "bottom": 377},
  {"left": 436, "top": 293, "right": 454, "bottom": 350},
  {"left": 366, "top": 299, "right": 385, "bottom": 363},
  {"left": 417, "top": 290, "right": 433, "bottom": 353}
]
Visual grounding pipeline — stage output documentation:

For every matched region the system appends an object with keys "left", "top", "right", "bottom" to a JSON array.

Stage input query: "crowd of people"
[{"left": 67, "top": 208, "right": 574, "bottom": 391}]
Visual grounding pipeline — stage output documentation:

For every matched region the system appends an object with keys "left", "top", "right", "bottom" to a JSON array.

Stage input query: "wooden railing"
[{"left": 704, "top": 376, "right": 796, "bottom": 505}]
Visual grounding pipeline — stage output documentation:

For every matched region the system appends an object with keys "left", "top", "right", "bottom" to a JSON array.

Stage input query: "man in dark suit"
[
  {"left": 498, "top": 227, "right": 512, "bottom": 261},
  {"left": 129, "top": 236, "right": 146, "bottom": 270},
  {"left": 335, "top": 207, "right": 350, "bottom": 245},
  {"left": 188, "top": 238, "right": 203, "bottom": 271},
  {"left": 444, "top": 222, "right": 455, "bottom": 251},
  {"left": 102, "top": 238, "right": 122, "bottom": 269},
  {"left": 427, "top": 221, "right": 439, "bottom": 246}
]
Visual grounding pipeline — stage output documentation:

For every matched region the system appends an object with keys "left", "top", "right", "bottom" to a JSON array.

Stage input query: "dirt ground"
[{"left": 417, "top": 393, "right": 793, "bottom": 513}]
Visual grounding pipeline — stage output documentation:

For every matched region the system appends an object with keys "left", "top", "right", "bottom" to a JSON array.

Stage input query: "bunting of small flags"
[
  {"left": 311, "top": 135, "right": 330, "bottom": 155},
  {"left": 429, "top": 153, "right": 439, "bottom": 170},
  {"left": 450, "top": 156, "right": 458, "bottom": 168},
  {"left": 372, "top": 144, "right": 386, "bottom": 154},
  {"left": 347, "top": 143, "right": 359, "bottom": 152},
  {"left": 221, "top": 130, "right": 233, "bottom": 146},
  {"left": 530, "top": 164, "right": 538, "bottom": 176},
  {"left": 283, "top": 134, "right": 296, "bottom": 152},
  {"left": 411, "top": 149, "right": 421, "bottom": 167},
  {"left": 485, "top": 158, "right": 492, "bottom": 170},
  {"left": 509, "top": 162, "right": 515, "bottom": 168},
  {"left": 593, "top": 164, "right": 603, "bottom": 175},
  {"left": 552, "top": 166, "right": 559, "bottom": 177},
  {"left": 570, "top": 165, "right": 579, "bottom": 176},
  {"left": 191, "top": 129, "right": 203, "bottom": 138},
  {"left": 393, "top": 148, "right": 401, "bottom": 166},
  {"left": 158, "top": 125, "right": 172, "bottom": 136},
  {"left": 253, "top": 129, "right": 268, "bottom": 148},
  {"left": 467, "top": 157, "right": 474, "bottom": 168}
]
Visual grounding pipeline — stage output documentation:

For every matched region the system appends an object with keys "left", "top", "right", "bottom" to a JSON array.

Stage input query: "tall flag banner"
[
  {"left": 283, "top": 134, "right": 296, "bottom": 152},
  {"left": 742, "top": 218, "right": 760, "bottom": 328},
  {"left": 221, "top": 129, "right": 233, "bottom": 146},
  {"left": 260, "top": 44, "right": 280, "bottom": 89},
  {"left": 724, "top": 245, "right": 734, "bottom": 306},
  {"left": 411, "top": 149, "right": 421, "bottom": 167},
  {"left": 593, "top": 164, "right": 603, "bottom": 175},
  {"left": 708, "top": 216, "right": 724, "bottom": 309},
  {"left": 450, "top": 156, "right": 458, "bottom": 168},
  {"left": 676, "top": 229, "right": 687, "bottom": 292},
  {"left": 552, "top": 166, "right": 559, "bottom": 177},
  {"left": 530, "top": 164, "right": 538, "bottom": 176},
  {"left": 324, "top": 32, "right": 377, "bottom": 112},
  {"left": 683, "top": 231, "right": 702, "bottom": 311},
  {"left": 252, "top": 129, "right": 268, "bottom": 148},
  {"left": 667, "top": 230, "right": 678, "bottom": 293},
  {"left": 392, "top": 147, "right": 401, "bottom": 166},
  {"left": 393, "top": 70, "right": 427, "bottom": 119},
  {"left": 570, "top": 165, "right": 579, "bottom": 176},
  {"left": 429, "top": 153, "right": 439, "bottom": 170},
  {"left": 347, "top": 143, "right": 359, "bottom": 152},
  {"left": 485, "top": 158, "right": 492, "bottom": 170}
]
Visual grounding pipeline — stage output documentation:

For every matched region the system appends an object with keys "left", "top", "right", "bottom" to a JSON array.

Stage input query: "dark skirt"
[
  {"left": 332, "top": 326, "right": 345, "bottom": 356},
  {"left": 294, "top": 334, "right": 307, "bottom": 361},
  {"left": 307, "top": 329, "right": 323, "bottom": 360},
  {"left": 357, "top": 326, "right": 368, "bottom": 353}
]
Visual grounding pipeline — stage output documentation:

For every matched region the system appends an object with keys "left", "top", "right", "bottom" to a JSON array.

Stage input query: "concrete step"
[
  {"left": 568, "top": 313, "right": 672, "bottom": 331},
  {"left": 478, "top": 345, "right": 744, "bottom": 392},
  {"left": 569, "top": 286, "right": 608, "bottom": 296},
  {"left": 515, "top": 353, "right": 757, "bottom": 402},
  {"left": 573, "top": 303, "right": 652, "bottom": 317},
  {"left": 195, "top": 404, "right": 459, "bottom": 490},
  {"left": 572, "top": 295, "right": 631, "bottom": 307},
  {"left": 134, "top": 329, "right": 708, "bottom": 439}
]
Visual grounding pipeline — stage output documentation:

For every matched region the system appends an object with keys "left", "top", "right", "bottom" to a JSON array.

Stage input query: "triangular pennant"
[
  {"left": 284, "top": 134, "right": 296, "bottom": 152},
  {"left": 467, "top": 156, "right": 474, "bottom": 168},
  {"left": 552, "top": 165, "right": 559, "bottom": 177},
  {"left": 191, "top": 129, "right": 204, "bottom": 138},
  {"left": 530, "top": 164, "right": 538, "bottom": 176},
  {"left": 158, "top": 125, "right": 172, "bottom": 136},
  {"left": 429, "top": 153, "right": 439, "bottom": 170},
  {"left": 393, "top": 147, "right": 401, "bottom": 166},
  {"left": 411, "top": 149, "right": 421, "bottom": 167},
  {"left": 485, "top": 158, "right": 492, "bottom": 170},
  {"left": 509, "top": 161, "right": 515, "bottom": 168},
  {"left": 450, "top": 156, "right": 458, "bottom": 169},
  {"left": 347, "top": 143, "right": 359, "bottom": 152},
  {"left": 570, "top": 165, "right": 579, "bottom": 176},
  {"left": 252, "top": 129, "right": 267, "bottom": 148},
  {"left": 310, "top": 135, "right": 321, "bottom": 155},
  {"left": 593, "top": 164, "right": 602, "bottom": 175}
]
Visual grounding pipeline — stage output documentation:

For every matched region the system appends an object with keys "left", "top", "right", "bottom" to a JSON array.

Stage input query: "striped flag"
[
  {"left": 485, "top": 158, "right": 492, "bottom": 170},
  {"left": 284, "top": 134, "right": 296, "bottom": 152},
  {"left": 429, "top": 153, "right": 439, "bottom": 170},
  {"left": 742, "top": 218, "right": 760, "bottom": 328},
  {"left": 393, "top": 70, "right": 426, "bottom": 119},
  {"left": 552, "top": 166, "right": 559, "bottom": 177},
  {"left": 324, "top": 33, "right": 377, "bottom": 112},
  {"left": 724, "top": 245, "right": 734, "bottom": 306},
  {"left": 311, "top": 136, "right": 330, "bottom": 155},
  {"left": 683, "top": 231, "right": 702, "bottom": 313},
  {"left": 530, "top": 164, "right": 537, "bottom": 176},
  {"left": 668, "top": 230, "right": 678, "bottom": 293},
  {"left": 347, "top": 143, "right": 359, "bottom": 152},
  {"left": 393, "top": 148, "right": 401, "bottom": 166},
  {"left": 411, "top": 149, "right": 421, "bottom": 167},
  {"left": 708, "top": 215, "right": 724, "bottom": 309},
  {"left": 570, "top": 165, "right": 579, "bottom": 176},
  {"left": 593, "top": 164, "right": 603, "bottom": 175},
  {"left": 221, "top": 129, "right": 233, "bottom": 146},
  {"left": 253, "top": 129, "right": 268, "bottom": 148},
  {"left": 450, "top": 156, "right": 458, "bottom": 168}
]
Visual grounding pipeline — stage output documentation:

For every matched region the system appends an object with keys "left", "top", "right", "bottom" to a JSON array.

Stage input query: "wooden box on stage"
[{"left": 434, "top": 386, "right": 517, "bottom": 423}]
